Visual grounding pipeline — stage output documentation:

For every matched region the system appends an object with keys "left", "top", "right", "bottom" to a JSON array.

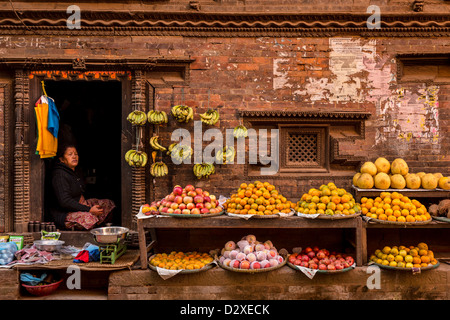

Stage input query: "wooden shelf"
[
  {"left": 137, "top": 215, "right": 359, "bottom": 229},
  {"left": 352, "top": 186, "right": 450, "bottom": 202},
  {"left": 137, "top": 215, "right": 365, "bottom": 270}
]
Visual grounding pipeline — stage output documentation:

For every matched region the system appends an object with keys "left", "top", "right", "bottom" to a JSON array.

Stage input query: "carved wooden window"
[{"left": 280, "top": 125, "right": 328, "bottom": 173}]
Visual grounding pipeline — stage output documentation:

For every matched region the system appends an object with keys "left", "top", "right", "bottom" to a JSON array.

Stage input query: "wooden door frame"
[
  {"left": 27, "top": 71, "right": 134, "bottom": 230},
  {"left": 1, "top": 56, "right": 193, "bottom": 232}
]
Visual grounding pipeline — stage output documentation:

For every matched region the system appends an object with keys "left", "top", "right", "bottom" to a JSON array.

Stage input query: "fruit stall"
[
  {"left": 120, "top": 102, "right": 450, "bottom": 299},
  {"left": 133, "top": 151, "right": 449, "bottom": 276}
]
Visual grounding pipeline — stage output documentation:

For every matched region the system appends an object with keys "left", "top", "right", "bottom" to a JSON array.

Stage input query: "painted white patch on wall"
[{"left": 273, "top": 58, "right": 292, "bottom": 89}]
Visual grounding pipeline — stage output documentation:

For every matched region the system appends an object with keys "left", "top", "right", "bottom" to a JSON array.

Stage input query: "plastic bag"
[
  {"left": 0, "top": 242, "right": 18, "bottom": 265},
  {"left": 20, "top": 273, "right": 48, "bottom": 286}
]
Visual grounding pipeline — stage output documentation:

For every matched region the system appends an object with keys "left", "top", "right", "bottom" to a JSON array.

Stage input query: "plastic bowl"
[{"left": 22, "top": 279, "right": 63, "bottom": 296}]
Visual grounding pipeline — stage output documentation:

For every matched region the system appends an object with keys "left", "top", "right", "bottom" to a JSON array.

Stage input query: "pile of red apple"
[
  {"left": 288, "top": 247, "right": 355, "bottom": 271},
  {"left": 218, "top": 234, "right": 284, "bottom": 270},
  {"left": 156, "top": 184, "right": 221, "bottom": 215}
]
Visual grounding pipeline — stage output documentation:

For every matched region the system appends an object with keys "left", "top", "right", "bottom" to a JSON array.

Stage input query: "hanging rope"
[{"left": 41, "top": 81, "right": 47, "bottom": 96}]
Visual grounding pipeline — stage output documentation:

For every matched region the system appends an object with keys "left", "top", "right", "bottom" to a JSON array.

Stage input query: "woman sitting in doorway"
[{"left": 49, "top": 144, "right": 115, "bottom": 230}]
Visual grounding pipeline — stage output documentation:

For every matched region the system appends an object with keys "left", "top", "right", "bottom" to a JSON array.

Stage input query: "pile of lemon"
[
  {"left": 295, "top": 182, "right": 361, "bottom": 216},
  {"left": 370, "top": 242, "right": 438, "bottom": 269},
  {"left": 361, "top": 191, "right": 431, "bottom": 223},
  {"left": 224, "top": 181, "right": 295, "bottom": 215},
  {"left": 149, "top": 251, "right": 214, "bottom": 270}
]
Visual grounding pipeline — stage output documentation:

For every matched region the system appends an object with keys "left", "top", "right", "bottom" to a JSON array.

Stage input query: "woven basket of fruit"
[
  {"left": 150, "top": 185, "right": 223, "bottom": 217},
  {"left": 148, "top": 252, "right": 216, "bottom": 275},
  {"left": 287, "top": 247, "right": 355, "bottom": 275},
  {"left": 368, "top": 242, "right": 440, "bottom": 272},
  {"left": 295, "top": 183, "right": 362, "bottom": 219},
  {"left": 223, "top": 181, "right": 296, "bottom": 217},
  {"left": 360, "top": 192, "right": 432, "bottom": 225},
  {"left": 216, "top": 234, "right": 287, "bottom": 273}
]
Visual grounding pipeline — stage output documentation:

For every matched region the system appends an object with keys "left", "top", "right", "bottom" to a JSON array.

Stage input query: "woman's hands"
[{"left": 89, "top": 205, "right": 104, "bottom": 216}]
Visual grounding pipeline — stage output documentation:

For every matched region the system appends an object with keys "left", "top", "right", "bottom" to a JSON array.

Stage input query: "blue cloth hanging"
[{"left": 47, "top": 96, "right": 60, "bottom": 138}]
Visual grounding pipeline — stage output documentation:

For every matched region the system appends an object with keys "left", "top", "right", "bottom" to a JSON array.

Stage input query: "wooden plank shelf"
[
  {"left": 137, "top": 215, "right": 360, "bottom": 229},
  {"left": 137, "top": 215, "right": 365, "bottom": 270},
  {"left": 351, "top": 186, "right": 450, "bottom": 202}
]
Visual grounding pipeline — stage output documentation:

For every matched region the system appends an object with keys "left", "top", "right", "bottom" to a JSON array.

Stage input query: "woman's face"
[{"left": 61, "top": 147, "right": 79, "bottom": 170}]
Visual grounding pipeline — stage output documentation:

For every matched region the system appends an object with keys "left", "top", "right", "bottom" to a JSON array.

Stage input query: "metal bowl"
[
  {"left": 90, "top": 226, "right": 129, "bottom": 244},
  {"left": 33, "top": 240, "right": 65, "bottom": 252}
]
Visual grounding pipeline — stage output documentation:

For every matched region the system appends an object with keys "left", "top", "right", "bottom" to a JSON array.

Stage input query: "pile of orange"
[
  {"left": 369, "top": 242, "right": 438, "bottom": 269},
  {"left": 223, "top": 181, "right": 295, "bottom": 215},
  {"left": 149, "top": 251, "right": 214, "bottom": 270},
  {"left": 361, "top": 191, "right": 431, "bottom": 223},
  {"left": 295, "top": 182, "right": 361, "bottom": 216}
]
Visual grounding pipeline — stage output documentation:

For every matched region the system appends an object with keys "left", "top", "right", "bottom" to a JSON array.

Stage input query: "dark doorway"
[{"left": 43, "top": 80, "right": 122, "bottom": 227}]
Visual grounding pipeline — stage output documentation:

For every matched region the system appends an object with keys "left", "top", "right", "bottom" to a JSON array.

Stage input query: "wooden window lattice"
[{"left": 287, "top": 133, "right": 318, "bottom": 165}]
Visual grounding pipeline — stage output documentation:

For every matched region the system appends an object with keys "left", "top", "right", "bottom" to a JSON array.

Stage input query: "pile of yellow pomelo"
[
  {"left": 361, "top": 192, "right": 431, "bottom": 223},
  {"left": 149, "top": 251, "right": 214, "bottom": 270},
  {"left": 224, "top": 181, "right": 295, "bottom": 215},
  {"left": 295, "top": 182, "right": 361, "bottom": 216},
  {"left": 353, "top": 157, "right": 450, "bottom": 190},
  {"left": 370, "top": 242, "right": 438, "bottom": 269}
]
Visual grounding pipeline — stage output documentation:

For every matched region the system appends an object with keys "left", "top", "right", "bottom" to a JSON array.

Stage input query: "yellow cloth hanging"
[{"left": 35, "top": 96, "right": 58, "bottom": 158}]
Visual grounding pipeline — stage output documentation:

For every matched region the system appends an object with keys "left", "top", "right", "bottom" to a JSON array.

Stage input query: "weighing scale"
[
  {"left": 90, "top": 227, "right": 129, "bottom": 264},
  {"left": 98, "top": 239, "right": 127, "bottom": 264}
]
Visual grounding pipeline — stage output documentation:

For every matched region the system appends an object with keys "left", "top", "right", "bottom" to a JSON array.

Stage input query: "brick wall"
[
  {"left": 0, "top": 35, "right": 449, "bottom": 203},
  {"left": 108, "top": 264, "right": 450, "bottom": 300}
]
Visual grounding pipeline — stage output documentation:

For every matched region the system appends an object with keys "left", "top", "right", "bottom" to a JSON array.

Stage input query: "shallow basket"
[
  {"left": 371, "top": 261, "right": 440, "bottom": 272},
  {"left": 432, "top": 216, "right": 450, "bottom": 223},
  {"left": 297, "top": 211, "right": 361, "bottom": 220},
  {"left": 22, "top": 279, "right": 63, "bottom": 296},
  {"left": 216, "top": 255, "right": 287, "bottom": 273},
  {"left": 363, "top": 216, "right": 432, "bottom": 226},
  {"left": 159, "top": 209, "right": 224, "bottom": 218},
  {"left": 148, "top": 253, "right": 215, "bottom": 274},
  {"left": 287, "top": 261, "right": 355, "bottom": 274}
]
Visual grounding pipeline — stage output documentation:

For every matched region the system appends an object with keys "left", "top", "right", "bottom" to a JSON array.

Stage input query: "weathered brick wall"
[
  {"left": 108, "top": 264, "right": 450, "bottom": 300},
  {"left": 0, "top": 269, "right": 19, "bottom": 300},
  {"left": 0, "top": 35, "right": 449, "bottom": 203}
]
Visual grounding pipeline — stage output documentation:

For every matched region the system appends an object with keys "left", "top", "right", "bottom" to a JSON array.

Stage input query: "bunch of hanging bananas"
[
  {"left": 167, "top": 143, "right": 193, "bottom": 162},
  {"left": 216, "top": 146, "right": 236, "bottom": 164},
  {"left": 150, "top": 162, "right": 168, "bottom": 177},
  {"left": 199, "top": 109, "right": 220, "bottom": 125},
  {"left": 149, "top": 136, "right": 167, "bottom": 152},
  {"left": 233, "top": 125, "right": 248, "bottom": 138},
  {"left": 126, "top": 110, "right": 147, "bottom": 126},
  {"left": 193, "top": 163, "right": 215, "bottom": 179},
  {"left": 171, "top": 105, "right": 194, "bottom": 123},
  {"left": 125, "top": 150, "right": 148, "bottom": 167},
  {"left": 147, "top": 110, "right": 168, "bottom": 125}
]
